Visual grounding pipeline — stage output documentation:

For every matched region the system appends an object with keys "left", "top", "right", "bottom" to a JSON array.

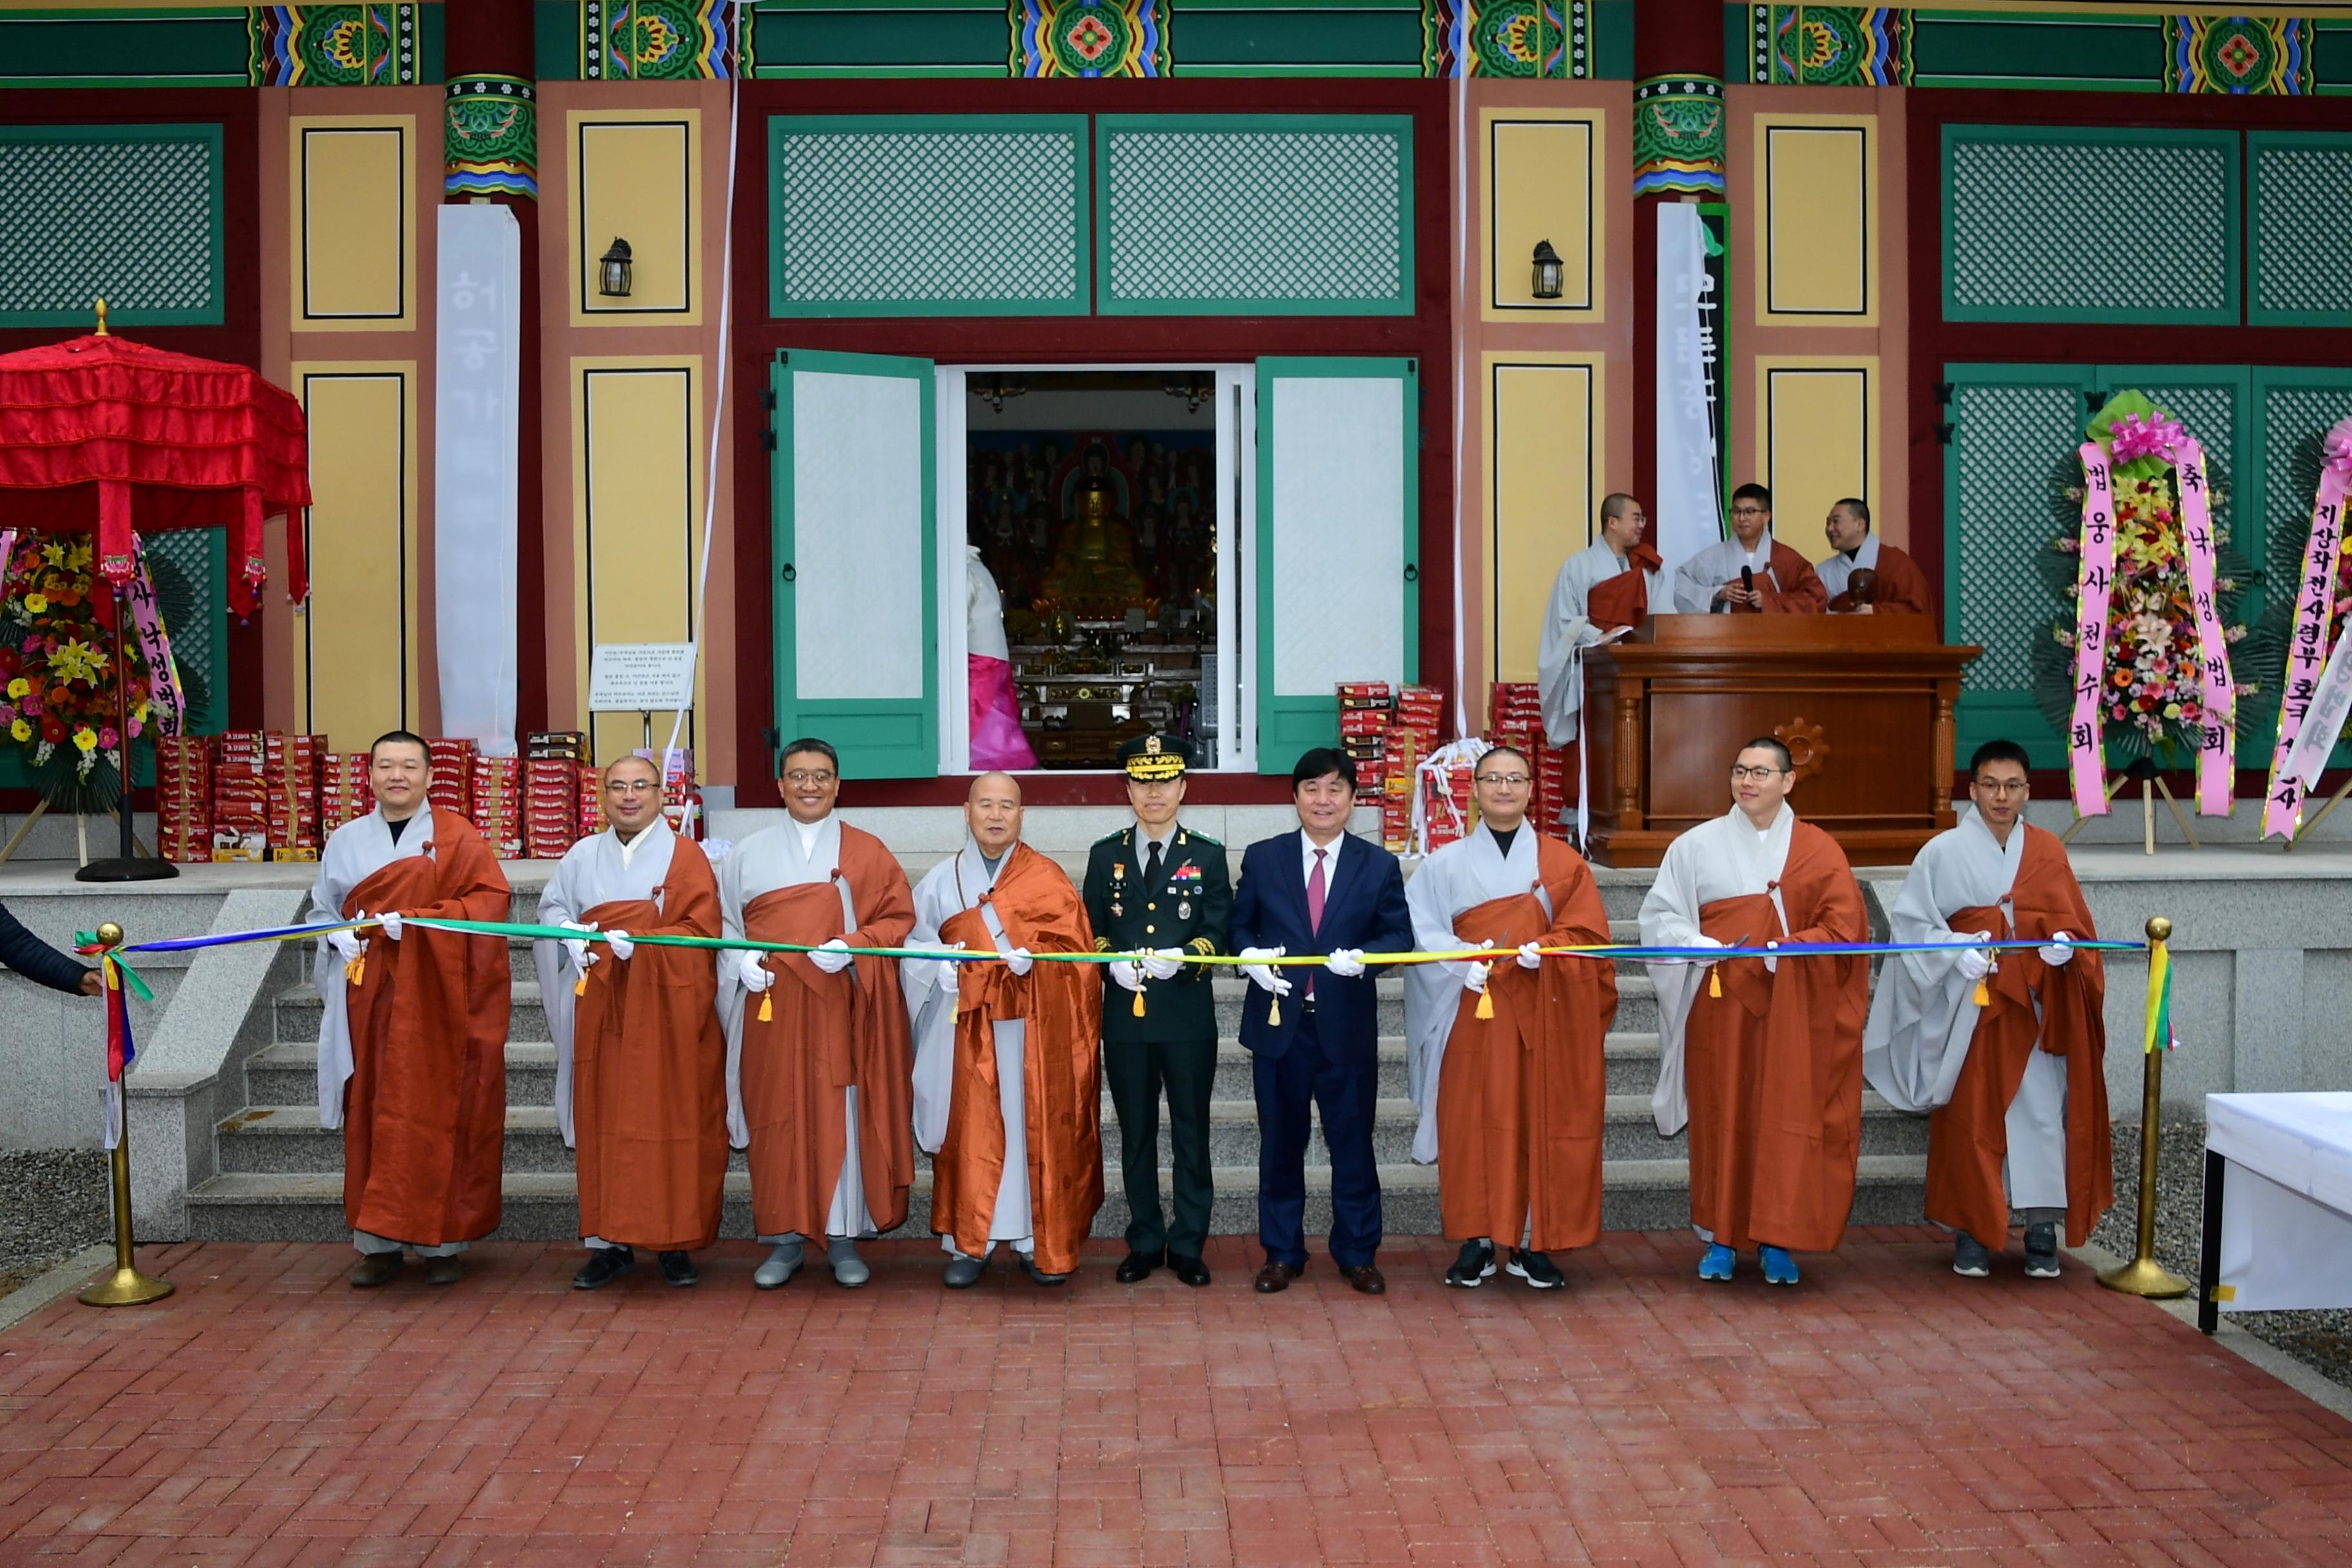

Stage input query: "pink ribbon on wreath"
[
  {"left": 2109, "top": 413, "right": 2186, "bottom": 466},
  {"left": 124, "top": 539, "right": 186, "bottom": 739},
  {"left": 2068, "top": 442, "right": 2117, "bottom": 818},
  {"left": 2268, "top": 454, "right": 2351, "bottom": 836},
  {"left": 2173, "top": 440, "right": 2236, "bottom": 818}
]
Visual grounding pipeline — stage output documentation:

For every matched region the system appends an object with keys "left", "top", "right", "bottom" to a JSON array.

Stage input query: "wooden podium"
[{"left": 1582, "top": 614, "right": 1981, "bottom": 868}]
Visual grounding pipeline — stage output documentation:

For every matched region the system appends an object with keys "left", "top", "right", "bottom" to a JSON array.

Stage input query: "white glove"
[
  {"left": 1325, "top": 947, "right": 1366, "bottom": 979},
  {"left": 931, "top": 940, "right": 966, "bottom": 991},
  {"left": 378, "top": 911, "right": 403, "bottom": 941},
  {"left": 1004, "top": 946, "right": 1034, "bottom": 977},
  {"left": 559, "top": 919, "right": 596, "bottom": 970},
  {"left": 736, "top": 948, "right": 774, "bottom": 994},
  {"left": 1107, "top": 957, "right": 1144, "bottom": 992},
  {"left": 2039, "top": 930, "right": 2076, "bottom": 967},
  {"left": 1239, "top": 946, "right": 1293, "bottom": 997},
  {"left": 604, "top": 930, "right": 633, "bottom": 962},
  {"left": 1516, "top": 940, "right": 1543, "bottom": 971},
  {"left": 808, "top": 937, "right": 854, "bottom": 975},
  {"left": 1765, "top": 939, "right": 1779, "bottom": 975},
  {"left": 1141, "top": 947, "right": 1186, "bottom": 981},
  {"left": 1685, "top": 934, "right": 1725, "bottom": 966},
  {"left": 1463, "top": 961, "right": 1489, "bottom": 995},
  {"left": 328, "top": 924, "right": 365, "bottom": 964},
  {"left": 1956, "top": 934, "right": 1994, "bottom": 983}
]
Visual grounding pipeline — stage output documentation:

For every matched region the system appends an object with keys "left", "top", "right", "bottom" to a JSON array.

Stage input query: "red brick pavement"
[{"left": 3, "top": 1228, "right": 2349, "bottom": 1567}]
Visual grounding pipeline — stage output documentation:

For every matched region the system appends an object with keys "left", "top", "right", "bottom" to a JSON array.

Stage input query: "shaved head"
[
  {"left": 603, "top": 754, "right": 662, "bottom": 786},
  {"left": 968, "top": 771, "right": 1022, "bottom": 805},
  {"left": 965, "top": 771, "right": 1024, "bottom": 855}
]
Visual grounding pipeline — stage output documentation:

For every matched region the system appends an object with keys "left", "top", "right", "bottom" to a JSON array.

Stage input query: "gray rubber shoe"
[
  {"left": 944, "top": 1251, "right": 988, "bottom": 1288},
  {"left": 753, "top": 1240, "right": 803, "bottom": 1289},
  {"left": 2023, "top": 1223, "right": 2061, "bottom": 1279},
  {"left": 828, "top": 1237, "right": 870, "bottom": 1288},
  {"left": 1952, "top": 1234, "right": 1992, "bottom": 1279}
]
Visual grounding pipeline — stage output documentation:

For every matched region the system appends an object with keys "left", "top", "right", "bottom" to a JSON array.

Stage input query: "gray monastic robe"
[
  {"left": 534, "top": 824, "right": 680, "bottom": 1146},
  {"left": 1403, "top": 825, "right": 1550, "bottom": 1162},
  {"left": 1536, "top": 539, "right": 1663, "bottom": 745},
  {"left": 308, "top": 810, "right": 434, "bottom": 1130},
  {"left": 1671, "top": 532, "right": 1781, "bottom": 614},
  {"left": 1814, "top": 531, "right": 1881, "bottom": 606}
]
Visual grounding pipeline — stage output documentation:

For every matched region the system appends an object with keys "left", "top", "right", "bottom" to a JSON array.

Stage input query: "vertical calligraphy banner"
[
  {"left": 432, "top": 205, "right": 521, "bottom": 755},
  {"left": 2171, "top": 441, "right": 2236, "bottom": 816},
  {"left": 1653, "top": 204, "right": 1724, "bottom": 582},
  {"left": 2069, "top": 442, "right": 2117, "bottom": 818},
  {"left": 2264, "top": 470, "right": 2348, "bottom": 837}
]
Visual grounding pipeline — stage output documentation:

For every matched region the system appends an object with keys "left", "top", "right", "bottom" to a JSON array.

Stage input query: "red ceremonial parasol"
[{"left": 0, "top": 304, "right": 310, "bottom": 881}]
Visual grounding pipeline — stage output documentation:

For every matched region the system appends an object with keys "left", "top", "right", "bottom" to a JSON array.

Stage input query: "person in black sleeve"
[{"left": 0, "top": 903, "right": 101, "bottom": 996}]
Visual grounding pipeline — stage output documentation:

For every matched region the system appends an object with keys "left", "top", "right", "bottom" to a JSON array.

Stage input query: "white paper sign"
[
  {"left": 589, "top": 643, "right": 698, "bottom": 712},
  {"left": 433, "top": 205, "right": 522, "bottom": 756}
]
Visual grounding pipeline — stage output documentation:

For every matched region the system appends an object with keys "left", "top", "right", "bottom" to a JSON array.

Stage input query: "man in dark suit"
[
  {"left": 0, "top": 904, "right": 99, "bottom": 996},
  {"left": 1231, "top": 747, "right": 1413, "bottom": 1295},
  {"left": 1083, "top": 734, "right": 1231, "bottom": 1288}
]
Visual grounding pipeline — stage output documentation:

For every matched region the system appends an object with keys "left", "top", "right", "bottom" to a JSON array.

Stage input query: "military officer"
[{"left": 1083, "top": 734, "right": 1233, "bottom": 1287}]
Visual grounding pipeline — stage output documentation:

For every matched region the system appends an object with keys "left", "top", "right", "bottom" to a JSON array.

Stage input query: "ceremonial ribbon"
[
  {"left": 126, "top": 538, "right": 188, "bottom": 739},
  {"left": 72, "top": 933, "right": 148, "bottom": 1151},
  {"left": 2269, "top": 454, "right": 2351, "bottom": 830},
  {"left": 2143, "top": 929, "right": 2174, "bottom": 1055},
  {"left": 2069, "top": 441, "right": 2119, "bottom": 818},
  {"left": 2173, "top": 440, "right": 2237, "bottom": 818}
]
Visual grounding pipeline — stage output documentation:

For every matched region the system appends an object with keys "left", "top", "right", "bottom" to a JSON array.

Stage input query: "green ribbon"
[{"left": 72, "top": 932, "right": 153, "bottom": 1002}]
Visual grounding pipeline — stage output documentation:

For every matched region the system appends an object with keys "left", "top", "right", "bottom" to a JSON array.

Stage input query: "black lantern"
[
  {"left": 597, "top": 237, "right": 634, "bottom": 298},
  {"left": 1531, "top": 239, "right": 1564, "bottom": 300}
]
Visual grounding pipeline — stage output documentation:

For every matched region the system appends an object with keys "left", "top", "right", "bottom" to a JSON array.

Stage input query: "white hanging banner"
[
  {"left": 1652, "top": 202, "right": 1724, "bottom": 585},
  {"left": 432, "top": 204, "right": 522, "bottom": 756}
]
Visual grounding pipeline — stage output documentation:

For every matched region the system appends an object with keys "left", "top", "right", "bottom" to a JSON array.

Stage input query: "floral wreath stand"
[
  {"left": 2056, "top": 754, "right": 2206, "bottom": 854},
  {"left": 0, "top": 800, "right": 152, "bottom": 868}
]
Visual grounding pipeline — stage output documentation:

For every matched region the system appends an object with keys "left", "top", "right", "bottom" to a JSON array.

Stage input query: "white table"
[{"left": 2199, "top": 1092, "right": 2352, "bottom": 1333}]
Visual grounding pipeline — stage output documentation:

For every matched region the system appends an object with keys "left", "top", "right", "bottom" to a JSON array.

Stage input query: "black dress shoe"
[
  {"left": 1115, "top": 1248, "right": 1164, "bottom": 1284},
  {"left": 425, "top": 1256, "right": 466, "bottom": 1286},
  {"left": 1253, "top": 1260, "right": 1302, "bottom": 1294},
  {"left": 1021, "top": 1256, "right": 1070, "bottom": 1287},
  {"left": 1342, "top": 1264, "right": 1387, "bottom": 1296},
  {"left": 350, "top": 1253, "right": 402, "bottom": 1289},
  {"left": 658, "top": 1251, "right": 699, "bottom": 1288},
  {"left": 1170, "top": 1255, "right": 1211, "bottom": 1288},
  {"left": 573, "top": 1248, "right": 636, "bottom": 1290}
]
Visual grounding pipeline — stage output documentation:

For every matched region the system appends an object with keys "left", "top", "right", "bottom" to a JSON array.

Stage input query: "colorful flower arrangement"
[
  {"left": 0, "top": 533, "right": 187, "bottom": 814},
  {"left": 2032, "top": 391, "right": 2253, "bottom": 762}
]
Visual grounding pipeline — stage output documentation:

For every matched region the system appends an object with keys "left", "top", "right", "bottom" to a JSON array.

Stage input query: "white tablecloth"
[{"left": 2207, "top": 1092, "right": 2352, "bottom": 1314}]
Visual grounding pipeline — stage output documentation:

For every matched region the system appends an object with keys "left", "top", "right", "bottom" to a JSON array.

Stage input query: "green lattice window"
[
  {"left": 2249, "top": 133, "right": 2352, "bottom": 328},
  {"left": 144, "top": 529, "right": 228, "bottom": 736},
  {"left": 1097, "top": 115, "right": 1413, "bottom": 316},
  {"left": 1942, "top": 126, "right": 2238, "bottom": 326},
  {"left": 0, "top": 124, "right": 224, "bottom": 328},
  {"left": 767, "top": 115, "right": 1088, "bottom": 317}
]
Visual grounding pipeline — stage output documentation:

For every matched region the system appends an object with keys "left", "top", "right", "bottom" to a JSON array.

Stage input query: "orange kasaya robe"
[
  {"left": 1828, "top": 540, "right": 1934, "bottom": 616},
  {"left": 1925, "top": 826, "right": 2113, "bottom": 1249},
  {"left": 933, "top": 841, "right": 1104, "bottom": 1276},
  {"left": 340, "top": 810, "right": 512, "bottom": 1245},
  {"left": 1438, "top": 839, "right": 1619, "bottom": 1252},
  {"left": 1723, "top": 541, "right": 1830, "bottom": 614},
  {"left": 1585, "top": 542, "right": 1664, "bottom": 633},
  {"left": 1685, "top": 822, "right": 1868, "bottom": 1252},
  {"left": 572, "top": 840, "right": 729, "bottom": 1252},
  {"left": 737, "top": 827, "right": 917, "bottom": 1239}
]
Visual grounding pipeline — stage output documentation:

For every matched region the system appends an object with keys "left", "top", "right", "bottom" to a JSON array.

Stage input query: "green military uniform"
[{"left": 1083, "top": 736, "right": 1232, "bottom": 1271}]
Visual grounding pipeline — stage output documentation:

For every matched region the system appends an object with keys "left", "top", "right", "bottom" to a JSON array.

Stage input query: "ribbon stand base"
[
  {"left": 2097, "top": 916, "right": 2190, "bottom": 1300},
  {"left": 2285, "top": 773, "right": 2352, "bottom": 851},
  {"left": 78, "top": 1133, "right": 173, "bottom": 1307}
]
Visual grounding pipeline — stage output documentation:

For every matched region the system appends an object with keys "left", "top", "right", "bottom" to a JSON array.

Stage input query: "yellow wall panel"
[
  {"left": 571, "top": 112, "right": 698, "bottom": 322},
  {"left": 1759, "top": 360, "right": 1876, "bottom": 554},
  {"left": 1487, "top": 357, "right": 1601, "bottom": 685},
  {"left": 1482, "top": 112, "right": 1603, "bottom": 320},
  {"left": 574, "top": 362, "right": 703, "bottom": 763},
  {"left": 293, "top": 366, "right": 418, "bottom": 749},
  {"left": 291, "top": 119, "right": 413, "bottom": 329},
  {"left": 1757, "top": 117, "right": 1875, "bottom": 325}
]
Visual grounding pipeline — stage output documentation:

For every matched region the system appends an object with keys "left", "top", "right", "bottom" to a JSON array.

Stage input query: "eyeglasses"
[
  {"left": 1729, "top": 765, "right": 1787, "bottom": 781},
  {"left": 784, "top": 769, "right": 836, "bottom": 786},
  {"left": 1730, "top": 505, "right": 1768, "bottom": 518},
  {"left": 1475, "top": 772, "right": 1531, "bottom": 787},
  {"left": 1974, "top": 778, "right": 2029, "bottom": 796},
  {"left": 606, "top": 779, "right": 657, "bottom": 794}
]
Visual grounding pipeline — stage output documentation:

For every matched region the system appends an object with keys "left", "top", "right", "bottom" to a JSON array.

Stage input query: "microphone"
[{"left": 1740, "top": 565, "right": 1755, "bottom": 606}]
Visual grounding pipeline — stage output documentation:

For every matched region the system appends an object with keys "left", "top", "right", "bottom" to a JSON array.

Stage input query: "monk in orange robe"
[
  {"left": 309, "top": 730, "right": 513, "bottom": 1288},
  {"left": 906, "top": 772, "right": 1103, "bottom": 1285},
  {"left": 1671, "top": 484, "right": 1830, "bottom": 614},
  {"left": 1404, "top": 746, "right": 1618, "bottom": 1289},
  {"left": 535, "top": 755, "right": 729, "bottom": 1289},
  {"left": 719, "top": 739, "right": 916, "bottom": 1290},
  {"left": 1640, "top": 738, "right": 1868, "bottom": 1286},
  {"left": 1819, "top": 498, "right": 1934, "bottom": 616}
]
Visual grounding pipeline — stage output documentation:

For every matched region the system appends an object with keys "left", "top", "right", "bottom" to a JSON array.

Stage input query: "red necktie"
[{"left": 1306, "top": 847, "right": 1328, "bottom": 1001}]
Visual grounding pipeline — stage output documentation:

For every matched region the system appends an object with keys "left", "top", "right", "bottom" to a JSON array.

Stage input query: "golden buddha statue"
[{"left": 1040, "top": 444, "right": 1144, "bottom": 611}]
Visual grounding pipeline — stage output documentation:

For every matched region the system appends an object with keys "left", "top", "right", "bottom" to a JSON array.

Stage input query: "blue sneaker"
[
  {"left": 1759, "top": 1245, "right": 1799, "bottom": 1286},
  {"left": 1698, "top": 1243, "right": 1736, "bottom": 1281}
]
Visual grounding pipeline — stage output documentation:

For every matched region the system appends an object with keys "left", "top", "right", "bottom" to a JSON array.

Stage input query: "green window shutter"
[
  {"left": 2249, "top": 132, "right": 2352, "bottom": 328},
  {"left": 1943, "top": 363, "right": 2097, "bottom": 768},
  {"left": 0, "top": 123, "right": 224, "bottom": 328},
  {"left": 1255, "top": 357, "right": 1418, "bottom": 774},
  {"left": 770, "top": 349, "right": 938, "bottom": 780}
]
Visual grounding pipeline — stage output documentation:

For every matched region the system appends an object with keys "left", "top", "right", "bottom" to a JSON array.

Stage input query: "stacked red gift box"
[
  {"left": 264, "top": 734, "right": 324, "bottom": 860},
  {"left": 320, "top": 753, "right": 372, "bottom": 835},
  {"left": 155, "top": 736, "right": 210, "bottom": 865},
  {"left": 1335, "top": 682, "right": 1392, "bottom": 794},
  {"left": 576, "top": 760, "right": 604, "bottom": 841},
  {"left": 524, "top": 731, "right": 588, "bottom": 859},
  {"left": 211, "top": 731, "right": 270, "bottom": 861},
  {"left": 1393, "top": 685, "right": 1444, "bottom": 754},
  {"left": 471, "top": 755, "right": 522, "bottom": 859},
  {"left": 1485, "top": 683, "right": 1569, "bottom": 841},
  {"left": 1380, "top": 725, "right": 1418, "bottom": 855},
  {"left": 424, "top": 738, "right": 474, "bottom": 819}
]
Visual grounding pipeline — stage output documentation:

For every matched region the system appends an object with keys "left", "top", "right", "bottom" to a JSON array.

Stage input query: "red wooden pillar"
[
  {"left": 440, "top": 0, "right": 547, "bottom": 738},
  {"left": 1630, "top": 0, "right": 1726, "bottom": 515}
]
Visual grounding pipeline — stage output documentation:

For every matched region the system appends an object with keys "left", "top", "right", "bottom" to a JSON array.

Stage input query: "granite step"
[
  {"left": 182, "top": 1154, "right": 1933, "bottom": 1245},
  {"left": 240, "top": 1032, "right": 1677, "bottom": 1108}
]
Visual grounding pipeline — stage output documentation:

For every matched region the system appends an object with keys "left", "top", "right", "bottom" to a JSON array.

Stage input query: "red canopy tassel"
[{"left": 97, "top": 478, "right": 136, "bottom": 589}]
